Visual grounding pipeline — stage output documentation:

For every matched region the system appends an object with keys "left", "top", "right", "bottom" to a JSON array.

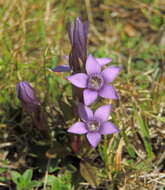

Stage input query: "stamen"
[
  {"left": 88, "top": 74, "right": 104, "bottom": 90},
  {"left": 87, "top": 120, "right": 100, "bottom": 132}
]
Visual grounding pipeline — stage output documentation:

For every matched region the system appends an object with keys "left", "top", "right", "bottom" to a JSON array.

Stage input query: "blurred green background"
[{"left": 0, "top": 0, "right": 165, "bottom": 189}]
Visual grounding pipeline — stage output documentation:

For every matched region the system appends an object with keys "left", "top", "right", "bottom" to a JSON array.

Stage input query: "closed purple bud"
[
  {"left": 16, "top": 81, "right": 39, "bottom": 107},
  {"left": 16, "top": 81, "right": 48, "bottom": 133},
  {"left": 68, "top": 17, "right": 88, "bottom": 73}
]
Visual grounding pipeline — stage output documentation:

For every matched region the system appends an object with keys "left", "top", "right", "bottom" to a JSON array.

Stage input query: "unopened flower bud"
[
  {"left": 68, "top": 17, "right": 88, "bottom": 73},
  {"left": 16, "top": 81, "right": 39, "bottom": 110}
]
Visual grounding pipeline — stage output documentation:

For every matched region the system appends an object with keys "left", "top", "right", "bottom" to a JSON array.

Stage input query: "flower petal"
[
  {"left": 67, "top": 122, "right": 87, "bottom": 134},
  {"left": 94, "top": 104, "right": 112, "bottom": 122},
  {"left": 78, "top": 103, "right": 93, "bottom": 121},
  {"left": 86, "top": 132, "right": 101, "bottom": 148},
  {"left": 51, "top": 65, "right": 71, "bottom": 72},
  {"left": 86, "top": 55, "right": 101, "bottom": 74},
  {"left": 99, "top": 84, "right": 118, "bottom": 99},
  {"left": 96, "top": 58, "right": 112, "bottom": 66},
  {"left": 75, "top": 17, "right": 87, "bottom": 47},
  {"left": 83, "top": 89, "right": 98, "bottom": 106},
  {"left": 99, "top": 121, "right": 119, "bottom": 134},
  {"left": 67, "top": 73, "right": 88, "bottom": 88},
  {"left": 101, "top": 66, "right": 121, "bottom": 83}
]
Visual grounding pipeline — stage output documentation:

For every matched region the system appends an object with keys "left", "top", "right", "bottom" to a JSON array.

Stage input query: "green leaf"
[
  {"left": 47, "top": 175, "right": 61, "bottom": 190},
  {"left": 135, "top": 112, "right": 154, "bottom": 160},
  {"left": 121, "top": 130, "right": 136, "bottom": 158},
  {"left": 11, "top": 171, "right": 21, "bottom": 184},
  {"left": 47, "top": 175, "right": 56, "bottom": 185},
  {"left": 0, "top": 168, "right": 6, "bottom": 174},
  {"left": 22, "top": 169, "right": 33, "bottom": 184},
  {"left": 126, "top": 144, "right": 136, "bottom": 158},
  {"left": 28, "top": 180, "right": 42, "bottom": 189}
]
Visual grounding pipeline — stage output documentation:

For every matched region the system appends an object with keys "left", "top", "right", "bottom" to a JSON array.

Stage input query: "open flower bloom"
[
  {"left": 68, "top": 104, "right": 119, "bottom": 147},
  {"left": 67, "top": 55, "right": 121, "bottom": 105}
]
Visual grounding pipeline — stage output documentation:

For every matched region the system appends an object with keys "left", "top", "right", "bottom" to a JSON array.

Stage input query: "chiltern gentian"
[
  {"left": 16, "top": 81, "right": 48, "bottom": 132},
  {"left": 67, "top": 54, "right": 121, "bottom": 105},
  {"left": 52, "top": 18, "right": 88, "bottom": 74},
  {"left": 68, "top": 17, "right": 88, "bottom": 73},
  {"left": 16, "top": 81, "right": 39, "bottom": 111},
  {"left": 67, "top": 104, "right": 119, "bottom": 147}
]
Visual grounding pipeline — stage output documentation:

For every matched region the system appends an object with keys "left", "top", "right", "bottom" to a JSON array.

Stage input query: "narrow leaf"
[
  {"left": 22, "top": 169, "right": 33, "bottom": 183},
  {"left": 136, "top": 112, "right": 154, "bottom": 159},
  {"left": 80, "top": 161, "right": 100, "bottom": 188}
]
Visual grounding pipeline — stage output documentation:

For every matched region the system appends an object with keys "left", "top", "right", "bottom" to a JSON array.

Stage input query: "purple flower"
[
  {"left": 51, "top": 18, "right": 88, "bottom": 74},
  {"left": 67, "top": 104, "right": 119, "bottom": 148},
  {"left": 51, "top": 17, "right": 113, "bottom": 74},
  {"left": 67, "top": 55, "right": 121, "bottom": 105},
  {"left": 16, "top": 82, "right": 48, "bottom": 132},
  {"left": 16, "top": 81, "right": 39, "bottom": 111},
  {"left": 68, "top": 17, "right": 88, "bottom": 72}
]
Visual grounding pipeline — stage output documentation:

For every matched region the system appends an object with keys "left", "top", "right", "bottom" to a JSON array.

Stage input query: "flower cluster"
[{"left": 53, "top": 17, "right": 121, "bottom": 148}]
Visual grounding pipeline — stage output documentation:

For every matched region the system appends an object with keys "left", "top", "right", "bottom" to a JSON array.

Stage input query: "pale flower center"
[
  {"left": 87, "top": 120, "right": 100, "bottom": 132},
  {"left": 88, "top": 74, "right": 104, "bottom": 90}
]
